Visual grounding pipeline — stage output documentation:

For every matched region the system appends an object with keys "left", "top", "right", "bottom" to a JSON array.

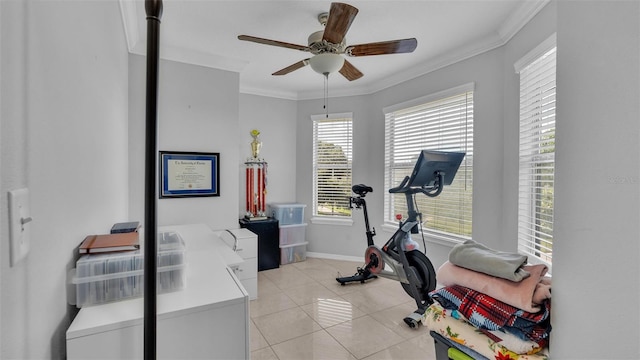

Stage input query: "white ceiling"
[{"left": 120, "top": 0, "right": 548, "bottom": 100}]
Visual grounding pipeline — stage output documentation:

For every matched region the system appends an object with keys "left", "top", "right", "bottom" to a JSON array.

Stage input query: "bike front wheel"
[{"left": 400, "top": 250, "right": 436, "bottom": 302}]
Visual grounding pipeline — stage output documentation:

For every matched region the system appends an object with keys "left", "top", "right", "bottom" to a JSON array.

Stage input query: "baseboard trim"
[{"left": 306, "top": 251, "right": 363, "bottom": 263}]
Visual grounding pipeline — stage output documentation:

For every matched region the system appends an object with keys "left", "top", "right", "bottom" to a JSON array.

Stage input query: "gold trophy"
[
  {"left": 250, "top": 129, "right": 262, "bottom": 159},
  {"left": 245, "top": 129, "right": 267, "bottom": 219}
]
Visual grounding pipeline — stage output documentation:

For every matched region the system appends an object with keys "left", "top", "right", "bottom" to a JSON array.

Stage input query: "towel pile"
[{"left": 427, "top": 240, "right": 552, "bottom": 356}]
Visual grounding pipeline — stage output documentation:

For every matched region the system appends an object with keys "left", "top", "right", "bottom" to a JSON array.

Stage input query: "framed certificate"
[{"left": 159, "top": 151, "right": 220, "bottom": 198}]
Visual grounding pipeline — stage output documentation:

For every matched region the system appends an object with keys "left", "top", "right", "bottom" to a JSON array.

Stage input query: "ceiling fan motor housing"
[
  {"left": 308, "top": 30, "right": 324, "bottom": 47},
  {"left": 308, "top": 30, "right": 345, "bottom": 54}
]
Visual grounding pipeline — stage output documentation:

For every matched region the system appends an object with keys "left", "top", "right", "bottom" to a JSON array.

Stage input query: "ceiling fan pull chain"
[{"left": 324, "top": 73, "right": 329, "bottom": 118}]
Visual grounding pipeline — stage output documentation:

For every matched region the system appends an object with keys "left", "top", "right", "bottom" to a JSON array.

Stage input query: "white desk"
[
  {"left": 66, "top": 224, "right": 250, "bottom": 359},
  {"left": 217, "top": 228, "right": 258, "bottom": 300}
]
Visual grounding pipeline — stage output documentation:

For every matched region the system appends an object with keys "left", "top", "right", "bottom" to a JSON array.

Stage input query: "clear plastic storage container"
[
  {"left": 279, "top": 223, "right": 307, "bottom": 246},
  {"left": 72, "top": 231, "right": 186, "bottom": 307},
  {"left": 280, "top": 242, "right": 308, "bottom": 265},
  {"left": 270, "top": 203, "right": 306, "bottom": 225}
]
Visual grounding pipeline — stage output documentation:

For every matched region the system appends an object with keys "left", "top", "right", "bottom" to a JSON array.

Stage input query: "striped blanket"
[{"left": 430, "top": 284, "right": 551, "bottom": 344}]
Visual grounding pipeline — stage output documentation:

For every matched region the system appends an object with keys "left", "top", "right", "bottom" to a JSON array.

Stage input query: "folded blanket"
[
  {"left": 430, "top": 285, "right": 551, "bottom": 343},
  {"left": 437, "top": 261, "right": 551, "bottom": 312},
  {"left": 449, "top": 240, "right": 530, "bottom": 281},
  {"left": 425, "top": 302, "right": 549, "bottom": 358},
  {"left": 533, "top": 278, "right": 552, "bottom": 305}
]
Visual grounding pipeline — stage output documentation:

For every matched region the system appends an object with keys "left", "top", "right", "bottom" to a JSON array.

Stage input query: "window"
[
  {"left": 383, "top": 84, "right": 474, "bottom": 239},
  {"left": 516, "top": 35, "right": 556, "bottom": 267},
  {"left": 312, "top": 113, "right": 353, "bottom": 218}
]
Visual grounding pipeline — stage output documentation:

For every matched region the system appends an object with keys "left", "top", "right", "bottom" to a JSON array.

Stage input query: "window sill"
[{"left": 310, "top": 217, "right": 354, "bottom": 226}]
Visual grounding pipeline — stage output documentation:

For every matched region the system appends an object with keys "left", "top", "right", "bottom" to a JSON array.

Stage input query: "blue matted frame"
[{"left": 159, "top": 151, "right": 220, "bottom": 198}]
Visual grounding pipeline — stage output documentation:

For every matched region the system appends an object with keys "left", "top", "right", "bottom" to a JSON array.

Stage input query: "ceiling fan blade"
[
  {"left": 323, "top": 2, "right": 359, "bottom": 44},
  {"left": 339, "top": 60, "right": 363, "bottom": 81},
  {"left": 346, "top": 38, "right": 418, "bottom": 57},
  {"left": 272, "top": 59, "right": 310, "bottom": 76},
  {"left": 238, "top": 35, "right": 309, "bottom": 52}
]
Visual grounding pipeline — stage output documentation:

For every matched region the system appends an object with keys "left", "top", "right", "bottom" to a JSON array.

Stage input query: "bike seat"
[{"left": 352, "top": 184, "right": 373, "bottom": 196}]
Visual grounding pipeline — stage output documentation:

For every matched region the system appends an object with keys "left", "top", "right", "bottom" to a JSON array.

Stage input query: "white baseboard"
[{"left": 306, "top": 251, "right": 363, "bottom": 263}]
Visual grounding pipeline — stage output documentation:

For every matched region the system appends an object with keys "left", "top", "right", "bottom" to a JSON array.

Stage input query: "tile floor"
[{"left": 250, "top": 257, "right": 438, "bottom": 360}]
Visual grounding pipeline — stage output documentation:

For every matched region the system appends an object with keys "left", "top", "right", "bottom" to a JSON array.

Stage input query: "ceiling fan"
[{"left": 238, "top": 2, "right": 418, "bottom": 81}]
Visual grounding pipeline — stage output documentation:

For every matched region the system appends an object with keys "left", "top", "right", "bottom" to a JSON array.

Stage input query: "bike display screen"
[{"left": 407, "top": 150, "right": 465, "bottom": 187}]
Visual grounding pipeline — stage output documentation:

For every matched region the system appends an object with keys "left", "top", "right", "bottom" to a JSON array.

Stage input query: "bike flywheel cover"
[{"left": 365, "top": 246, "right": 384, "bottom": 274}]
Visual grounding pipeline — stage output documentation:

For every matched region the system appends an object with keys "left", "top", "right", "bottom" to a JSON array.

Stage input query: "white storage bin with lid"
[
  {"left": 280, "top": 242, "right": 308, "bottom": 265},
  {"left": 279, "top": 223, "right": 307, "bottom": 246},
  {"left": 72, "top": 231, "right": 186, "bottom": 307},
  {"left": 270, "top": 203, "right": 306, "bottom": 225}
]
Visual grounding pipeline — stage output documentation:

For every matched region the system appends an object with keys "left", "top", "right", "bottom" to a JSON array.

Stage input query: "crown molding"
[
  {"left": 157, "top": 45, "right": 249, "bottom": 73},
  {"left": 498, "top": 0, "right": 551, "bottom": 42},
  {"left": 240, "top": 85, "right": 298, "bottom": 101},
  {"left": 369, "top": 34, "right": 506, "bottom": 95},
  {"left": 295, "top": 33, "right": 506, "bottom": 101},
  {"left": 119, "top": 0, "right": 139, "bottom": 53}
]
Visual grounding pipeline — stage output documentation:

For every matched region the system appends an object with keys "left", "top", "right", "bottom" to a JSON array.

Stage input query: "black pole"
[{"left": 144, "top": 1, "right": 162, "bottom": 359}]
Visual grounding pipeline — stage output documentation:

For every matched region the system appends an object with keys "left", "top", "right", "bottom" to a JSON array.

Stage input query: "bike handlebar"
[
  {"left": 388, "top": 176, "right": 410, "bottom": 193},
  {"left": 388, "top": 172, "right": 444, "bottom": 198}
]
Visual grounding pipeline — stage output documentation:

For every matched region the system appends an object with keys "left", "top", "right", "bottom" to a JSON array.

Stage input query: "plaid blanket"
[
  {"left": 425, "top": 303, "right": 550, "bottom": 358},
  {"left": 430, "top": 284, "right": 551, "bottom": 343}
]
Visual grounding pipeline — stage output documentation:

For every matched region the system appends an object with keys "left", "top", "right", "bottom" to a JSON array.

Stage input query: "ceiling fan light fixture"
[{"left": 309, "top": 53, "right": 345, "bottom": 75}]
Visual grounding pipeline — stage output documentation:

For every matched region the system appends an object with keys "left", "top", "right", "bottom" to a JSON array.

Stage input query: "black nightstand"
[{"left": 239, "top": 218, "right": 280, "bottom": 271}]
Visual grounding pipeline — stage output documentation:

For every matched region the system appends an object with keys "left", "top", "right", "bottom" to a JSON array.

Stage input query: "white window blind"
[
  {"left": 384, "top": 86, "right": 473, "bottom": 238},
  {"left": 312, "top": 114, "right": 353, "bottom": 217},
  {"left": 517, "top": 43, "right": 556, "bottom": 267}
]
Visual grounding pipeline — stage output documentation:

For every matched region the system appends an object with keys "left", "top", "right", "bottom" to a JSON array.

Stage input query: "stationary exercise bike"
[{"left": 336, "top": 150, "right": 465, "bottom": 328}]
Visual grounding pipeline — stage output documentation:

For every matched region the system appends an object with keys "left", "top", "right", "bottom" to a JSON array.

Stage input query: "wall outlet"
[{"left": 8, "top": 188, "right": 31, "bottom": 266}]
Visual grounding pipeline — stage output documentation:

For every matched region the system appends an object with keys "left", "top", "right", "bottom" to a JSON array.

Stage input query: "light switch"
[{"left": 9, "top": 188, "right": 31, "bottom": 266}]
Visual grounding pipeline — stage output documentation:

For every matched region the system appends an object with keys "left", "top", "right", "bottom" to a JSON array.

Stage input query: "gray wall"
[
  {"left": 552, "top": 1, "right": 639, "bottom": 357},
  {"left": 128, "top": 62, "right": 300, "bottom": 231},
  {"left": 238, "top": 94, "right": 298, "bottom": 211},
  {"left": 1, "top": 0, "right": 129, "bottom": 358},
  {"left": 128, "top": 56, "right": 241, "bottom": 230},
  {"left": 296, "top": 95, "right": 377, "bottom": 259}
]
